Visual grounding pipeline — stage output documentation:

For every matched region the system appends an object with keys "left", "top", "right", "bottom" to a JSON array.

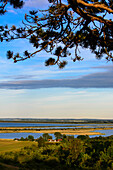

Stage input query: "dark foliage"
[
  {"left": 0, "top": 0, "right": 113, "bottom": 68},
  {"left": 1, "top": 135, "right": 113, "bottom": 169}
]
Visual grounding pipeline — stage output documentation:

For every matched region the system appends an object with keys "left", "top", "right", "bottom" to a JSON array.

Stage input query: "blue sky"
[{"left": 0, "top": 0, "right": 113, "bottom": 119}]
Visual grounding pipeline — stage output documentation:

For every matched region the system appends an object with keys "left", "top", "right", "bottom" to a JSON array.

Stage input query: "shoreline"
[
  {"left": 0, "top": 127, "right": 111, "bottom": 136},
  {"left": 0, "top": 120, "right": 113, "bottom": 124}
]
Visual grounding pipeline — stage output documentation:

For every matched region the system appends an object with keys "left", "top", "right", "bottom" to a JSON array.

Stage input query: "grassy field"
[{"left": 0, "top": 139, "right": 37, "bottom": 153}]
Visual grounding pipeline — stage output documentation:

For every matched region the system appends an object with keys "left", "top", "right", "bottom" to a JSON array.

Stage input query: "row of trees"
[
  {"left": 1, "top": 134, "right": 113, "bottom": 169},
  {"left": 14, "top": 132, "right": 64, "bottom": 142}
]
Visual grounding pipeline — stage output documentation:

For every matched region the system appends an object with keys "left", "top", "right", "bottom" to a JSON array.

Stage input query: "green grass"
[{"left": 0, "top": 139, "right": 37, "bottom": 153}]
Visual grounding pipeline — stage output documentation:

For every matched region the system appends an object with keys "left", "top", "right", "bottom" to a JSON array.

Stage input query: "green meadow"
[
  {"left": 0, "top": 134, "right": 113, "bottom": 169},
  {"left": 0, "top": 139, "right": 37, "bottom": 153}
]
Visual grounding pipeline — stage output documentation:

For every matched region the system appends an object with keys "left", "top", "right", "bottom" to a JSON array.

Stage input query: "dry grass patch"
[{"left": 0, "top": 139, "right": 37, "bottom": 153}]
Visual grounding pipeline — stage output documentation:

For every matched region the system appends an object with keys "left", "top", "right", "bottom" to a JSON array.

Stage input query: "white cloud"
[
  {"left": 0, "top": 57, "right": 8, "bottom": 64},
  {"left": 65, "top": 90, "right": 87, "bottom": 95},
  {"left": 0, "top": 89, "right": 26, "bottom": 96},
  {"left": 7, "top": 10, "right": 17, "bottom": 14},
  {"left": 24, "top": 0, "right": 49, "bottom": 8}
]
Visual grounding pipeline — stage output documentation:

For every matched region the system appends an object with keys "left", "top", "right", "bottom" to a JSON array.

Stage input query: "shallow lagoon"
[
  {"left": 0, "top": 122, "right": 113, "bottom": 129},
  {"left": 0, "top": 129, "right": 113, "bottom": 139},
  {"left": 94, "top": 129, "right": 113, "bottom": 137},
  {"left": 0, "top": 122, "right": 113, "bottom": 139},
  {"left": 0, "top": 132, "right": 44, "bottom": 139},
  {"left": 0, "top": 122, "right": 75, "bottom": 127}
]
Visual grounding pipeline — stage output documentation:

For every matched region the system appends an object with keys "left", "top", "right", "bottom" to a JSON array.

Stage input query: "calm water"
[
  {"left": 0, "top": 122, "right": 113, "bottom": 128},
  {"left": 0, "top": 122, "right": 113, "bottom": 139},
  {"left": 0, "top": 130, "right": 113, "bottom": 139},
  {"left": 0, "top": 133, "right": 44, "bottom": 139},
  {"left": 94, "top": 129, "right": 113, "bottom": 137},
  {"left": 0, "top": 122, "right": 75, "bottom": 127}
]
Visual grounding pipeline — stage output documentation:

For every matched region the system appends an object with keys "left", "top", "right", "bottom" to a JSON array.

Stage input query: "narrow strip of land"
[{"left": 0, "top": 127, "right": 111, "bottom": 135}]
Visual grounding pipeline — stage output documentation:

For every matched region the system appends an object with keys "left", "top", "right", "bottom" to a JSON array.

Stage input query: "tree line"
[{"left": 0, "top": 133, "right": 113, "bottom": 169}]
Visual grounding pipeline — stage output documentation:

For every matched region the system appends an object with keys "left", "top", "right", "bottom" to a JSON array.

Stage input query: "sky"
[{"left": 0, "top": 0, "right": 113, "bottom": 119}]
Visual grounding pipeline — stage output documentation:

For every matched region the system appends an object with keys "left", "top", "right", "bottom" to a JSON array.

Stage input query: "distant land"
[{"left": 0, "top": 118, "right": 113, "bottom": 123}]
